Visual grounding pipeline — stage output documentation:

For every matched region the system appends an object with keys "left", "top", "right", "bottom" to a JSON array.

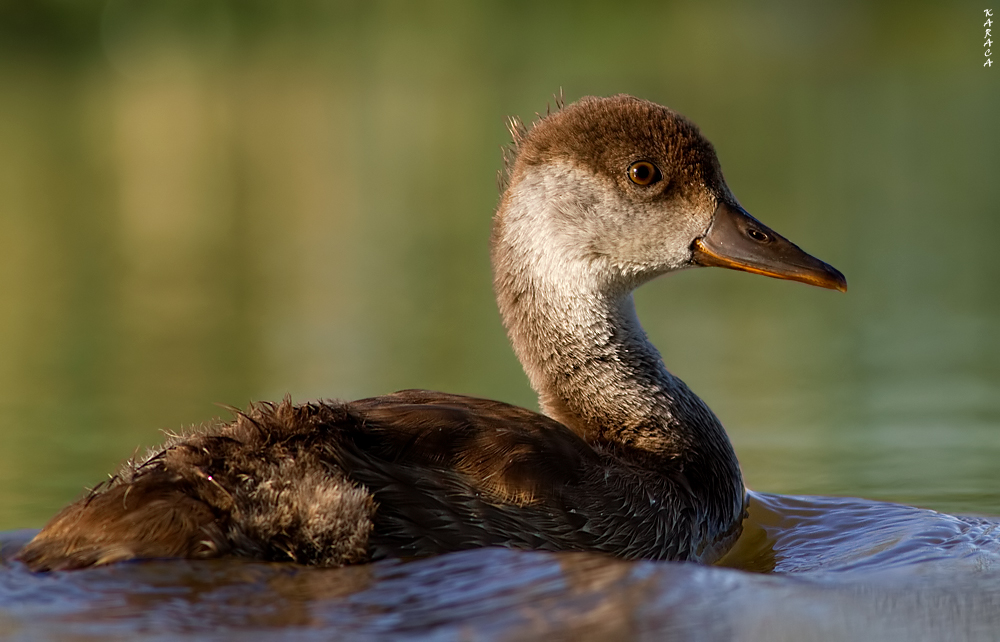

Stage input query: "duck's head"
[{"left": 493, "top": 94, "right": 846, "bottom": 295}]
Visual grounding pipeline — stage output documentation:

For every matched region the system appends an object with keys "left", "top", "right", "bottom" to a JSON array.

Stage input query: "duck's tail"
[
  {"left": 15, "top": 400, "right": 376, "bottom": 572},
  {"left": 16, "top": 469, "right": 230, "bottom": 571}
]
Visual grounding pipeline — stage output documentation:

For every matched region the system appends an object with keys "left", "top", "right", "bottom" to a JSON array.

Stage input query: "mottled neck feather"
[{"left": 492, "top": 165, "right": 742, "bottom": 488}]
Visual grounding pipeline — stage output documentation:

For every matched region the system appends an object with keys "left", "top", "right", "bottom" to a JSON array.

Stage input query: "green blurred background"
[{"left": 0, "top": 1, "right": 997, "bottom": 529}]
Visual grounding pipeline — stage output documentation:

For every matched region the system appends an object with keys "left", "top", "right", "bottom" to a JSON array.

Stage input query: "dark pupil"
[{"left": 634, "top": 165, "right": 650, "bottom": 180}]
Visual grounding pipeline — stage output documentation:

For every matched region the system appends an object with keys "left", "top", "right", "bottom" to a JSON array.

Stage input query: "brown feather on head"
[{"left": 498, "top": 89, "right": 569, "bottom": 193}]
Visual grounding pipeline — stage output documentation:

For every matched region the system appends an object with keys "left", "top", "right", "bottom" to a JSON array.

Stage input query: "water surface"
[{"left": 4, "top": 492, "right": 1000, "bottom": 641}]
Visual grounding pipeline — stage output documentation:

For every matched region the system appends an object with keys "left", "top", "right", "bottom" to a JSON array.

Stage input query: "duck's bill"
[{"left": 691, "top": 202, "right": 847, "bottom": 292}]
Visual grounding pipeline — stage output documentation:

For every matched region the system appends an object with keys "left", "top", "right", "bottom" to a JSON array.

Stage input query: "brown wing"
[
  {"left": 339, "top": 391, "right": 697, "bottom": 560},
  {"left": 346, "top": 390, "right": 600, "bottom": 505}
]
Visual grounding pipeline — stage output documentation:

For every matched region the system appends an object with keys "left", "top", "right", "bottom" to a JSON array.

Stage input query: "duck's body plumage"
[
  {"left": 18, "top": 391, "right": 742, "bottom": 571},
  {"left": 17, "top": 95, "right": 844, "bottom": 572}
]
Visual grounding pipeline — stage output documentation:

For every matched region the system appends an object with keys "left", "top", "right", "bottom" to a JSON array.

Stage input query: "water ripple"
[{"left": 3, "top": 493, "right": 1000, "bottom": 640}]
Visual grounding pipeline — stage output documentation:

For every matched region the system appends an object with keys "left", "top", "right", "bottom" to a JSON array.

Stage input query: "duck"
[{"left": 16, "top": 94, "right": 846, "bottom": 572}]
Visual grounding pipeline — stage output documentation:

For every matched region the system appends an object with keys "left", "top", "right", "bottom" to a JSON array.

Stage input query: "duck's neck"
[
  {"left": 491, "top": 182, "right": 743, "bottom": 504},
  {"left": 497, "top": 269, "right": 727, "bottom": 458}
]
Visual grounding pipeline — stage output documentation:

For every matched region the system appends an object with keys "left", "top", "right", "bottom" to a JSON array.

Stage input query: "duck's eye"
[
  {"left": 627, "top": 161, "right": 661, "bottom": 186},
  {"left": 746, "top": 228, "right": 770, "bottom": 242}
]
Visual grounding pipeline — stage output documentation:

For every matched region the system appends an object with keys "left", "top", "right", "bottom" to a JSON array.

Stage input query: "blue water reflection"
[{"left": 4, "top": 490, "right": 1000, "bottom": 641}]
